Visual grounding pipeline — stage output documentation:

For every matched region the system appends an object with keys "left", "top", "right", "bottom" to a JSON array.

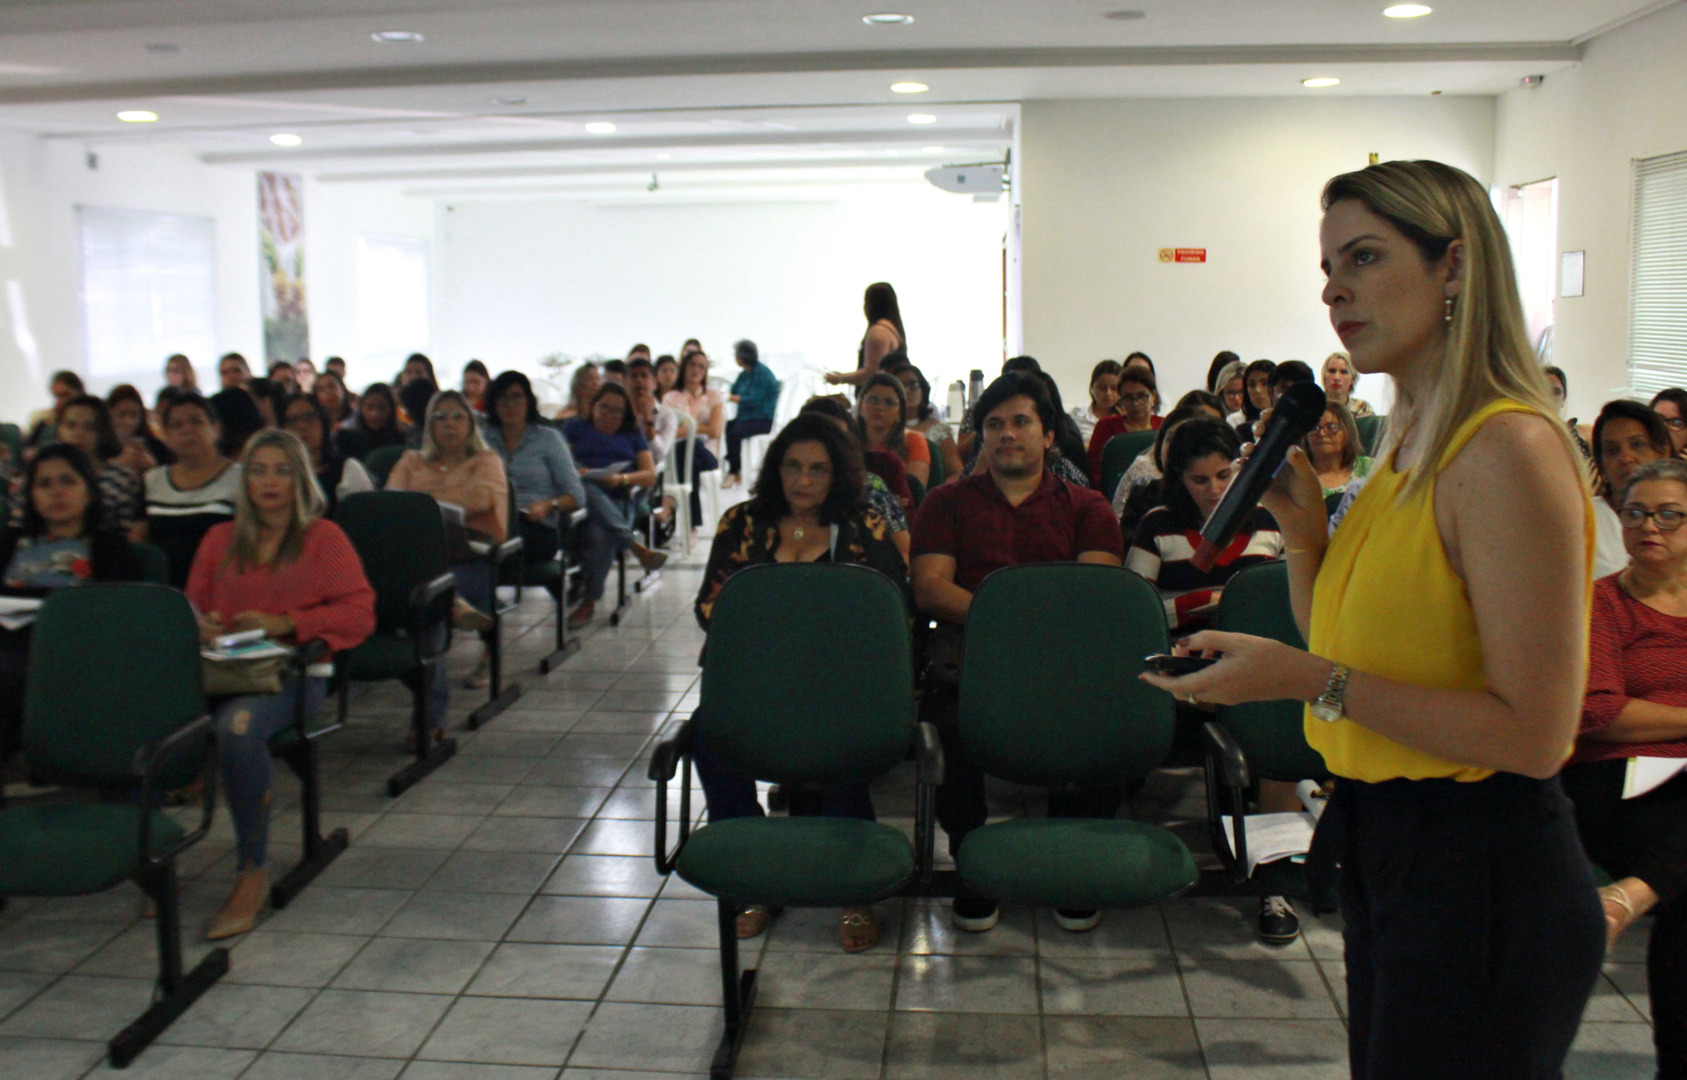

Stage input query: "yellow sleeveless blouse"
[{"left": 1305, "top": 399, "right": 1594, "bottom": 782}]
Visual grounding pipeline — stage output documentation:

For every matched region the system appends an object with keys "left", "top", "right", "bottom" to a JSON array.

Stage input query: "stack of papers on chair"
[
  {"left": 0, "top": 596, "right": 42, "bottom": 631},
  {"left": 1219, "top": 780, "right": 1331, "bottom": 878},
  {"left": 1624, "top": 757, "right": 1687, "bottom": 800}
]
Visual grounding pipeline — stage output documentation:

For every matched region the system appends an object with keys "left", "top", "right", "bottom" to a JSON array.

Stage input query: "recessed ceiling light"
[
  {"left": 1301, "top": 77, "right": 1341, "bottom": 88},
  {"left": 370, "top": 30, "right": 424, "bottom": 43},
  {"left": 1383, "top": 4, "right": 1433, "bottom": 17},
  {"left": 863, "top": 13, "right": 914, "bottom": 25},
  {"left": 116, "top": 110, "right": 158, "bottom": 123},
  {"left": 270, "top": 133, "right": 302, "bottom": 147},
  {"left": 1103, "top": 10, "right": 1147, "bottom": 20},
  {"left": 907, "top": 113, "right": 938, "bottom": 124},
  {"left": 921, "top": 146, "right": 945, "bottom": 153},
  {"left": 890, "top": 81, "right": 929, "bottom": 94},
  {"left": 656, "top": 153, "right": 672, "bottom": 159},
  {"left": 144, "top": 43, "right": 179, "bottom": 54},
  {"left": 494, "top": 96, "right": 527, "bottom": 106},
  {"left": 585, "top": 121, "right": 617, "bottom": 134}
]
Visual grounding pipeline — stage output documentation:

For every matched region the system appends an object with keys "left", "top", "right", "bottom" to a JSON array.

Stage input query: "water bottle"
[
  {"left": 968, "top": 370, "right": 985, "bottom": 411},
  {"left": 946, "top": 381, "right": 967, "bottom": 424}
]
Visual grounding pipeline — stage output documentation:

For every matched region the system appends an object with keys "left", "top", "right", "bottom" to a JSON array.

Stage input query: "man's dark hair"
[
  {"left": 749, "top": 413, "right": 867, "bottom": 525},
  {"left": 59, "top": 394, "right": 123, "bottom": 460},
  {"left": 484, "top": 370, "right": 542, "bottom": 430},
  {"left": 268, "top": 360, "right": 295, "bottom": 379},
  {"left": 21, "top": 443, "right": 106, "bottom": 537},
  {"left": 627, "top": 357, "right": 654, "bottom": 375},
  {"left": 971, "top": 372, "right": 1057, "bottom": 443},
  {"left": 734, "top": 339, "right": 759, "bottom": 367},
  {"left": 1593, "top": 399, "right": 1672, "bottom": 473},
  {"left": 1001, "top": 355, "right": 1040, "bottom": 376},
  {"left": 1163, "top": 417, "right": 1241, "bottom": 530},
  {"left": 324, "top": 356, "right": 346, "bottom": 373},
  {"left": 602, "top": 359, "right": 628, "bottom": 377},
  {"left": 590, "top": 382, "right": 638, "bottom": 435},
  {"left": 1270, "top": 360, "right": 1316, "bottom": 389},
  {"left": 628, "top": 343, "right": 651, "bottom": 358}
]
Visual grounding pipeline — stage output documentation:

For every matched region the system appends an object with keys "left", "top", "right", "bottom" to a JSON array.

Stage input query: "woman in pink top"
[
  {"left": 186, "top": 430, "right": 375, "bottom": 941},
  {"left": 662, "top": 350, "right": 724, "bottom": 531},
  {"left": 386, "top": 389, "right": 509, "bottom": 686}
]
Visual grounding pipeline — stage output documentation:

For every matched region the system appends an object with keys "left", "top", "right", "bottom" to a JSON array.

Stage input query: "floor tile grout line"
[{"left": 1159, "top": 900, "right": 1216, "bottom": 1080}]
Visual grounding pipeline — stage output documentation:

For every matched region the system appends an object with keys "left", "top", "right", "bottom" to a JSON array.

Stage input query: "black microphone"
[{"left": 1191, "top": 380, "right": 1326, "bottom": 571}]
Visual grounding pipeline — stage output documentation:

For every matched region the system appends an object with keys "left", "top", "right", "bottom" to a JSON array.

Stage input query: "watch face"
[{"left": 1310, "top": 702, "right": 1342, "bottom": 723}]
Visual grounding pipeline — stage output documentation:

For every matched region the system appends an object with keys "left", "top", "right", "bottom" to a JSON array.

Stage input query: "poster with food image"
[{"left": 258, "top": 171, "right": 308, "bottom": 365}]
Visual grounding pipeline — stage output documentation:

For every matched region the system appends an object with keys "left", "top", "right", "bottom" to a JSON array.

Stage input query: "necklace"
[{"left": 792, "top": 526, "right": 806, "bottom": 541}]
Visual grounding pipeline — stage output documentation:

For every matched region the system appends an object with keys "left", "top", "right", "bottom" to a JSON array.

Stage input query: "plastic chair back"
[
  {"left": 1101, "top": 429, "right": 1158, "bottom": 500},
  {"left": 335, "top": 491, "right": 449, "bottom": 633},
  {"left": 1356, "top": 414, "right": 1385, "bottom": 457},
  {"left": 960, "top": 563, "right": 1172, "bottom": 787},
  {"left": 698, "top": 563, "right": 912, "bottom": 786},
  {"left": 1213, "top": 561, "right": 1327, "bottom": 780},
  {"left": 364, "top": 444, "right": 406, "bottom": 488},
  {"left": 23, "top": 584, "right": 204, "bottom": 784}
]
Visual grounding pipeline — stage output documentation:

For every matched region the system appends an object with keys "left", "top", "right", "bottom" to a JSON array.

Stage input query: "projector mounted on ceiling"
[{"left": 925, "top": 163, "right": 1007, "bottom": 201}]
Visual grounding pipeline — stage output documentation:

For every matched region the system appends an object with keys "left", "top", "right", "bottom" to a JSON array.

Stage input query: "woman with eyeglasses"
[
  {"left": 1650, "top": 388, "right": 1687, "bottom": 460},
  {"left": 1561, "top": 456, "right": 1687, "bottom": 1080},
  {"left": 857, "top": 373, "right": 930, "bottom": 488},
  {"left": 1305, "top": 402, "right": 1374, "bottom": 499},
  {"left": 1591, "top": 400, "right": 1673, "bottom": 581},
  {"left": 1084, "top": 367, "right": 1162, "bottom": 486},
  {"left": 280, "top": 393, "right": 374, "bottom": 518}
]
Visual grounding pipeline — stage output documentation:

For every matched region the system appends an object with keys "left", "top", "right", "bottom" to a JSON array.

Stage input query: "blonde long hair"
[
  {"left": 228, "top": 429, "right": 323, "bottom": 570},
  {"left": 419, "top": 388, "right": 488, "bottom": 462},
  {"left": 1321, "top": 160, "right": 1579, "bottom": 501}
]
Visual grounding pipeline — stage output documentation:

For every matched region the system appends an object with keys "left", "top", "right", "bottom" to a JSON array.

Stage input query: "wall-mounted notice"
[
  {"left": 258, "top": 172, "right": 308, "bottom": 365},
  {"left": 1560, "top": 250, "right": 1585, "bottom": 297},
  {"left": 1159, "top": 248, "right": 1207, "bottom": 263}
]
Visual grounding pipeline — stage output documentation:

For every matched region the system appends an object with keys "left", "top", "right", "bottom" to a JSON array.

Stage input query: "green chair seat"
[
  {"left": 0, "top": 803, "right": 184, "bottom": 895},
  {"left": 344, "top": 635, "right": 421, "bottom": 680},
  {"left": 958, "top": 818, "right": 1197, "bottom": 909},
  {"left": 677, "top": 817, "right": 915, "bottom": 907}
]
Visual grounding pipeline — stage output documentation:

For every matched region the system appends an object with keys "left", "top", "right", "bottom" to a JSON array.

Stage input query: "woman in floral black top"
[{"left": 692, "top": 412, "right": 906, "bottom": 954}]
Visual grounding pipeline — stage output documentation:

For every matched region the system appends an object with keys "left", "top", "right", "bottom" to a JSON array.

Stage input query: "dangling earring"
[{"left": 1444, "top": 296, "right": 1455, "bottom": 326}]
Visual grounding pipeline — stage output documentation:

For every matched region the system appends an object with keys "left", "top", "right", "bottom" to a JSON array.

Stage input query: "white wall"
[
  {"left": 432, "top": 186, "right": 1007, "bottom": 406},
  {"left": 1493, "top": 1, "right": 1687, "bottom": 423},
  {"left": 1019, "top": 96, "right": 1497, "bottom": 413}
]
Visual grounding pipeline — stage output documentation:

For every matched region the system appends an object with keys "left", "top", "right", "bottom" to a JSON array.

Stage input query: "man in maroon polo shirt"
[{"left": 910, "top": 372, "right": 1125, "bottom": 934}]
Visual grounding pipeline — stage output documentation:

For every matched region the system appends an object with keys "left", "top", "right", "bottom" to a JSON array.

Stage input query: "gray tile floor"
[{"left": 0, "top": 551, "right": 1661, "bottom": 1079}]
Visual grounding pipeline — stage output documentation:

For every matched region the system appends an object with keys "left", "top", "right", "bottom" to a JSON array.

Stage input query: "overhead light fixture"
[
  {"left": 921, "top": 146, "right": 945, "bottom": 153},
  {"left": 656, "top": 152, "right": 672, "bottom": 159},
  {"left": 1103, "top": 10, "right": 1147, "bottom": 20},
  {"left": 907, "top": 113, "right": 938, "bottom": 124},
  {"left": 1382, "top": 4, "right": 1433, "bottom": 17},
  {"left": 890, "top": 81, "right": 929, "bottom": 94},
  {"left": 117, "top": 110, "right": 158, "bottom": 123},
  {"left": 1301, "top": 77, "right": 1341, "bottom": 88},
  {"left": 585, "top": 121, "right": 617, "bottom": 134},
  {"left": 863, "top": 13, "right": 914, "bottom": 25},
  {"left": 270, "top": 133, "right": 302, "bottom": 147},
  {"left": 494, "top": 96, "right": 527, "bottom": 106},
  {"left": 370, "top": 30, "right": 424, "bottom": 43}
]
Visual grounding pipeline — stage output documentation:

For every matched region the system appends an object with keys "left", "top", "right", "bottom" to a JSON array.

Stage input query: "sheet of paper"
[
  {"left": 1623, "top": 757, "right": 1687, "bottom": 800},
  {"left": 1219, "top": 811, "right": 1318, "bottom": 878}
]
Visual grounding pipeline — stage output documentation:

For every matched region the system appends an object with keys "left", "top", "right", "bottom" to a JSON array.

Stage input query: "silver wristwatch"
[{"left": 1309, "top": 662, "right": 1350, "bottom": 723}]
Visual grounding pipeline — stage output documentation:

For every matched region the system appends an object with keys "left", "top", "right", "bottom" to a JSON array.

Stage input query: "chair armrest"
[
  {"left": 912, "top": 721, "right": 944, "bottom": 883},
  {"left": 1200, "top": 720, "right": 1251, "bottom": 791},
  {"left": 410, "top": 572, "right": 457, "bottom": 660},
  {"left": 134, "top": 713, "right": 218, "bottom": 866},
  {"left": 290, "top": 638, "right": 330, "bottom": 671},
  {"left": 1200, "top": 720, "right": 1251, "bottom": 882},
  {"left": 487, "top": 534, "right": 524, "bottom": 568},
  {"left": 914, "top": 721, "right": 944, "bottom": 787},
  {"left": 650, "top": 720, "right": 694, "bottom": 875}
]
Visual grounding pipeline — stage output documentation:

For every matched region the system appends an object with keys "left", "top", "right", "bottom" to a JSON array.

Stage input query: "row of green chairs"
[{"left": 647, "top": 562, "right": 1201, "bottom": 1078}]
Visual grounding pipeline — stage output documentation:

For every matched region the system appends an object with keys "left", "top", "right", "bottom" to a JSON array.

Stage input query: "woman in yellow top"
[{"left": 1143, "top": 160, "right": 1605, "bottom": 1079}]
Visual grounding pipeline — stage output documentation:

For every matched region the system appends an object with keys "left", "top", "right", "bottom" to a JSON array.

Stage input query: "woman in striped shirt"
[{"left": 141, "top": 394, "right": 242, "bottom": 588}]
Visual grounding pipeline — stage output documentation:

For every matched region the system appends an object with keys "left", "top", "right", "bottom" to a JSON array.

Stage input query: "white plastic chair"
[{"left": 664, "top": 423, "right": 697, "bottom": 556}]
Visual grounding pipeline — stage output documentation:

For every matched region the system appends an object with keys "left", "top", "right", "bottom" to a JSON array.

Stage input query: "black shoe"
[
  {"left": 1258, "top": 895, "right": 1300, "bottom": 944},
  {"left": 1054, "top": 907, "right": 1101, "bottom": 932},
  {"left": 951, "top": 897, "right": 1000, "bottom": 932}
]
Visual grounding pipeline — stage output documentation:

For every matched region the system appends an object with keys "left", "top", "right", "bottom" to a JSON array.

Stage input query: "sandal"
[
  {"left": 736, "top": 904, "right": 777, "bottom": 939},
  {"left": 840, "top": 907, "right": 879, "bottom": 953},
  {"left": 1600, "top": 883, "right": 1638, "bottom": 954}
]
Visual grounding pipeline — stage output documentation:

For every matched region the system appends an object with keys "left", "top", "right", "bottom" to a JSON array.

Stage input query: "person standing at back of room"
[
  {"left": 826, "top": 281, "right": 908, "bottom": 392},
  {"left": 723, "top": 339, "right": 778, "bottom": 488},
  {"left": 1142, "top": 159, "right": 1605, "bottom": 1079}
]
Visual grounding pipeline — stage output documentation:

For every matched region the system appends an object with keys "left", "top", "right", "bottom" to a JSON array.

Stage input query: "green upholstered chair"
[
  {"left": 1101, "top": 429, "right": 1159, "bottom": 501},
  {"left": 363, "top": 444, "right": 406, "bottom": 488},
  {"left": 647, "top": 563, "right": 940, "bottom": 1080},
  {"left": 463, "top": 482, "right": 527, "bottom": 730},
  {"left": 1356, "top": 414, "right": 1386, "bottom": 457},
  {"left": 132, "top": 541, "right": 171, "bottom": 585},
  {"left": 1200, "top": 560, "right": 1331, "bottom": 903},
  {"left": 501, "top": 506, "right": 589, "bottom": 674},
  {"left": 907, "top": 474, "right": 926, "bottom": 509},
  {"left": 0, "top": 584, "right": 226, "bottom": 1067},
  {"left": 333, "top": 491, "right": 458, "bottom": 796},
  {"left": 954, "top": 564, "right": 1198, "bottom": 912},
  {"left": 925, "top": 438, "right": 947, "bottom": 488}
]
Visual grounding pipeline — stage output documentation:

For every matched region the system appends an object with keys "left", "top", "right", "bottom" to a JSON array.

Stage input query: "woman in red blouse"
[
  {"left": 1564, "top": 456, "right": 1687, "bottom": 1079},
  {"left": 187, "top": 430, "right": 375, "bottom": 940}
]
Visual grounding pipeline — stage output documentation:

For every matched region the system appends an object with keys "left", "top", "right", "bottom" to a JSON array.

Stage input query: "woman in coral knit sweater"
[{"left": 187, "top": 430, "right": 375, "bottom": 941}]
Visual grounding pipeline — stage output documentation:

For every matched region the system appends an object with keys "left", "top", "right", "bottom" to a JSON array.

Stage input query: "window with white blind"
[
  {"left": 78, "top": 205, "right": 217, "bottom": 388},
  {"left": 1629, "top": 149, "right": 1687, "bottom": 397}
]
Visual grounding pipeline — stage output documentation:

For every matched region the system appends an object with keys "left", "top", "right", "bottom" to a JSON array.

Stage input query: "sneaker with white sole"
[
  {"left": 1258, "top": 894, "right": 1300, "bottom": 944},
  {"left": 1053, "top": 907, "right": 1102, "bottom": 932},
  {"left": 951, "top": 897, "right": 1000, "bottom": 933}
]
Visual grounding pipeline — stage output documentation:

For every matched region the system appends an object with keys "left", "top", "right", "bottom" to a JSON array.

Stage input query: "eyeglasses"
[
  {"left": 861, "top": 395, "right": 901, "bottom": 410},
  {"left": 1663, "top": 416, "right": 1687, "bottom": 430},
  {"left": 1618, "top": 506, "right": 1687, "bottom": 531},
  {"left": 1120, "top": 391, "right": 1154, "bottom": 405},
  {"left": 1311, "top": 423, "right": 1343, "bottom": 436}
]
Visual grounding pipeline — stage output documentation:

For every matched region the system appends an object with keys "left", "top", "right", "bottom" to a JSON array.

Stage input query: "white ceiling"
[{"left": 0, "top": 0, "right": 1671, "bottom": 188}]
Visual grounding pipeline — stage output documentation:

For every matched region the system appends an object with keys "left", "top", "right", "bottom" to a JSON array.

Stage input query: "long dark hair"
[
  {"left": 483, "top": 370, "right": 543, "bottom": 430},
  {"left": 750, "top": 413, "right": 867, "bottom": 525},
  {"left": 20, "top": 443, "right": 105, "bottom": 537},
  {"left": 1242, "top": 359, "right": 1277, "bottom": 422},
  {"left": 863, "top": 282, "right": 906, "bottom": 347},
  {"left": 590, "top": 383, "right": 638, "bottom": 435},
  {"left": 59, "top": 395, "right": 123, "bottom": 461},
  {"left": 858, "top": 372, "right": 909, "bottom": 458},
  {"left": 359, "top": 382, "right": 399, "bottom": 433},
  {"left": 1163, "top": 418, "right": 1240, "bottom": 530},
  {"left": 1593, "top": 399, "right": 1672, "bottom": 490}
]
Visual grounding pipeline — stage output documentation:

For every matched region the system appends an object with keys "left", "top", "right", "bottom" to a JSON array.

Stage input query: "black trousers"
[
  {"left": 1563, "top": 758, "right": 1687, "bottom": 1079},
  {"left": 1308, "top": 772, "right": 1605, "bottom": 1079},
  {"left": 725, "top": 417, "right": 772, "bottom": 476}
]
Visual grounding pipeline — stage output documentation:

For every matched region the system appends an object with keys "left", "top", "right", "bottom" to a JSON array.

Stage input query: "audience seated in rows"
[
  {"left": 54, "top": 395, "right": 145, "bottom": 540},
  {"left": 23, "top": 369, "right": 83, "bottom": 450},
  {"left": 1321, "top": 351, "right": 1373, "bottom": 418},
  {"left": 280, "top": 393, "right": 374, "bottom": 517},
  {"left": 461, "top": 359, "right": 491, "bottom": 414},
  {"left": 1085, "top": 366, "right": 1162, "bottom": 484},
  {"left": 563, "top": 382, "right": 666, "bottom": 629},
  {"left": 108, "top": 383, "right": 171, "bottom": 472},
  {"left": 1072, "top": 359, "right": 1123, "bottom": 445},
  {"left": 798, "top": 397, "right": 912, "bottom": 562},
  {"left": 724, "top": 339, "right": 778, "bottom": 487},
  {"left": 311, "top": 371, "right": 355, "bottom": 430},
  {"left": 1113, "top": 403, "right": 1218, "bottom": 543},
  {"left": 1652, "top": 388, "right": 1687, "bottom": 459},
  {"left": 334, "top": 382, "right": 407, "bottom": 462},
  {"left": 142, "top": 393, "right": 242, "bottom": 588},
  {"left": 912, "top": 371, "right": 1126, "bottom": 934},
  {"left": 556, "top": 362, "right": 600, "bottom": 423},
  {"left": 1307, "top": 401, "right": 1373, "bottom": 499},
  {"left": 1592, "top": 400, "right": 1672, "bottom": 579},
  {"left": 1563, "top": 456, "right": 1687, "bottom": 1078},
  {"left": 858, "top": 372, "right": 931, "bottom": 488},
  {"left": 217, "top": 352, "right": 251, "bottom": 392},
  {"left": 1240, "top": 359, "right": 1275, "bottom": 425},
  {"left": 186, "top": 430, "right": 375, "bottom": 940},
  {"left": 663, "top": 349, "right": 724, "bottom": 531},
  {"left": 1213, "top": 358, "right": 1248, "bottom": 426},
  {"left": 693, "top": 412, "right": 907, "bottom": 951},
  {"left": 890, "top": 362, "right": 965, "bottom": 481},
  {"left": 482, "top": 370, "right": 585, "bottom": 567}
]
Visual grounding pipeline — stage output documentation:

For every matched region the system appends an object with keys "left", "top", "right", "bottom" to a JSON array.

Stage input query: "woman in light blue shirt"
[{"left": 481, "top": 371, "right": 586, "bottom": 563}]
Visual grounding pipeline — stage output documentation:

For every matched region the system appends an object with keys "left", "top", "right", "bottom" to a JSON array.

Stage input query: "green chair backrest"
[
  {"left": 960, "top": 563, "right": 1172, "bottom": 788},
  {"left": 24, "top": 584, "right": 204, "bottom": 784},
  {"left": 1323, "top": 490, "right": 1345, "bottom": 518},
  {"left": 1101, "top": 429, "right": 1159, "bottom": 500},
  {"left": 334, "top": 491, "right": 449, "bottom": 633},
  {"left": 926, "top": 440, "right": 946, "bottom": 488},
  {"left": 907, "top": 475, "right": 926, "bottom": 509},
  {"left": 698, "top": 563, "right": 913, "bottom": 786},
  {"left": 132, "top": 542, "right": 170, "bottom": 585},
  {"left": 1213, "top": 561, "right": 1328, "bottom": 781},
  {"left": 364, "top": 444, "right": 407, "bottom": 488},
  {"left": 0, "top": 422, "right": 20, "bottom": 471},
  {"left": 1356, "top": 414, "right": 1385, "bottom": 457}
]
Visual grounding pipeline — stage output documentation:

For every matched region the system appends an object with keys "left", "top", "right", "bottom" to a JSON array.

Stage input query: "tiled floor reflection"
[{"left": 0, "top": 552, "right": 1658, "bottom": 1079}]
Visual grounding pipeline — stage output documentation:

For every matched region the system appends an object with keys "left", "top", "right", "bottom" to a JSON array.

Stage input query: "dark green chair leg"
[
  {"left": 711, "top": 897, "right": 757, "bottom": 1080},
  {"left": 270, "top": 738, "right": 349, "bottom": 909},
  {"left": 389, "top": 658, "right": 456, "bottom": 797},
  {"left": 108, "top": 861, "right": 230, "bottom": 1068}
]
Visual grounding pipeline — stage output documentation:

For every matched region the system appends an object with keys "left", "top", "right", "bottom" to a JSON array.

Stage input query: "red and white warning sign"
[{"left": 1158, "top": 247, "right": 1207, "bottom": 263}]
